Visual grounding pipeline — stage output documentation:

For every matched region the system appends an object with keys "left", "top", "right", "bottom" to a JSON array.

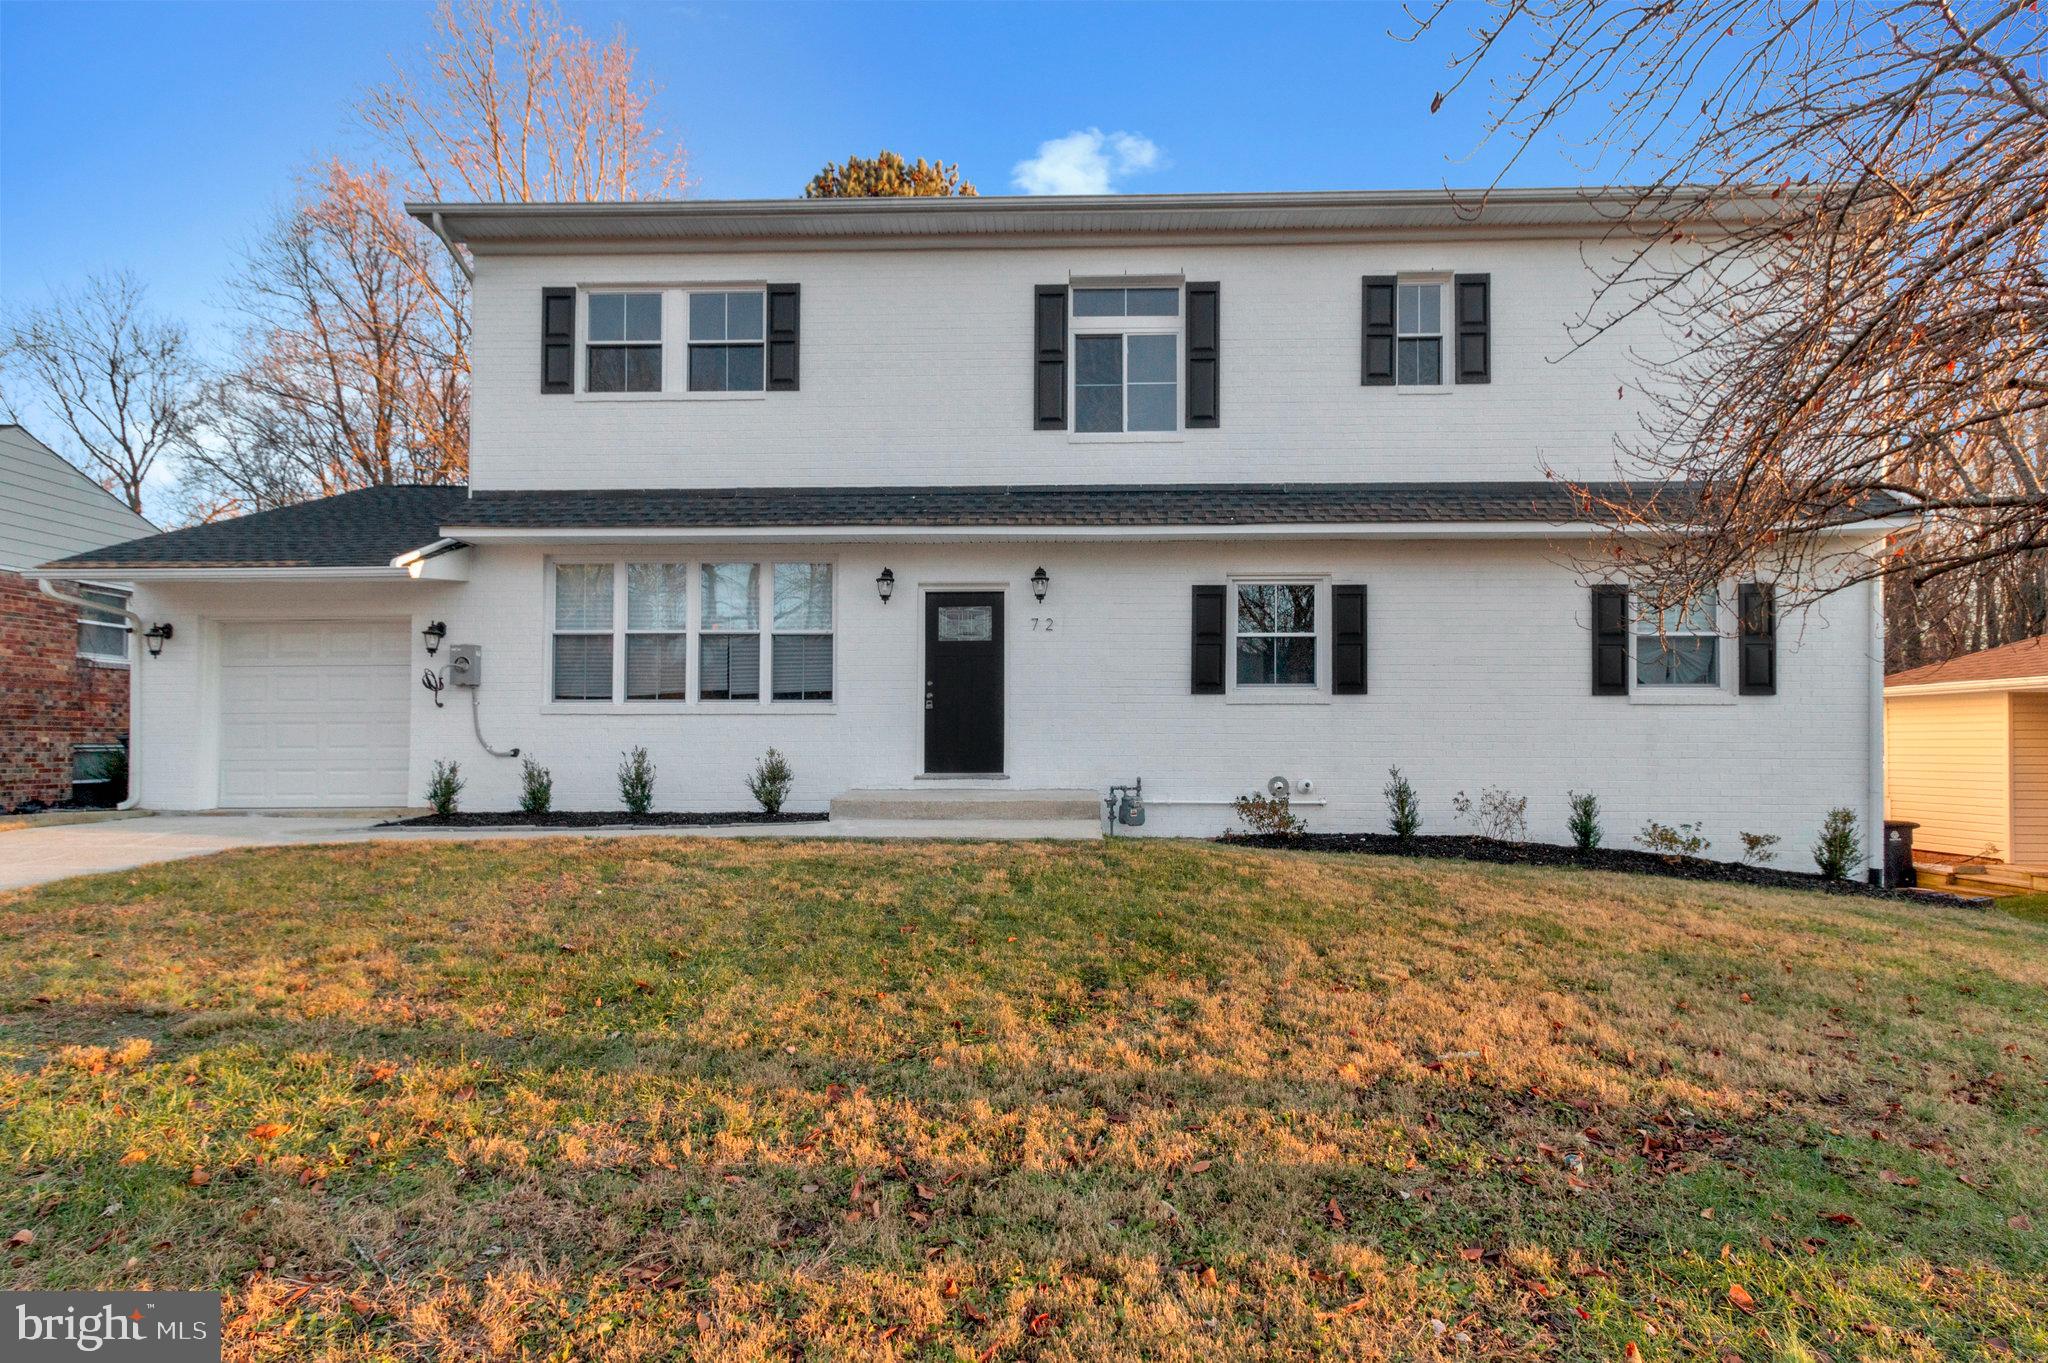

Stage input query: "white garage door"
[{"left": 218, "top": 620, "right": 411, "bottom": 808}]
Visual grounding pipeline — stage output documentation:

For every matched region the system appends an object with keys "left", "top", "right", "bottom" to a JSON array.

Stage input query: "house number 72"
[{"left": 1029, "top": 616, "right": 1055, "bottom": 632}]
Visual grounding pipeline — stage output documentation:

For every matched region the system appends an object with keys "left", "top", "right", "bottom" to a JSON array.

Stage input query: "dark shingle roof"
[
  {"left": 444, "top": 481, "right": 1696, "bottom": 530},
  {"left": 40, "top": 485, "right": 469, "bottom": 571}
]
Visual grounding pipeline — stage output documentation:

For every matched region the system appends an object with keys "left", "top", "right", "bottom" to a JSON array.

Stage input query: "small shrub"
[
  {"left": 425, "top": 760, "right": 464, "bottom": 816},
  {"left": 1636, "top": 819, "right": 1709, "bottom": 859},
  {"left": 518, "top": 758, "right": 553, "bottom": 814},
  {"left": 1738, "top": 831, "right": 1780, "bottom": 865},
  {"left": 1451, "top": 786, "right": 1529, "bottom": 842},
  {"left": 618, "top": 746, "right": 656, "bottom": 816},
  {"left": 1384, "top": 767, "right": 1421, "bottom": 842},
  {"left": 1233, "top": 792, "right": 1305, "bottom": 837},
  {"left": 748, "top": 748, "right": 794, "bottom": 817},
  {"left": 1566, "top": 791, "right": 1602, "bottom": 851},
  {"left": 1812, "top": 807, "right": 1863, "bottom": 880}
]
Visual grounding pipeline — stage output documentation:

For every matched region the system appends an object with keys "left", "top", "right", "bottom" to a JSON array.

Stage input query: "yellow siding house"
[{"left": 1885, "top": 636, "right": 2048, "bottom": 864}]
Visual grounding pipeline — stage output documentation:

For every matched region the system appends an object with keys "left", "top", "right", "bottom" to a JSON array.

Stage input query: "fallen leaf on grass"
[
  {"left": 6, "top": 1230, "right": 32, "bottom": 1249},
  {"left": 1727, "top": 1284, "right": 1758, "bottom": 1315},
  {"left": 119, "top": 1150, "right": 148, "bottom": 1165},
  {"left": 187, "top": 1168, "right": 211, "bottom": 1187},
  {"left": 1820, "top": 1212, "right": 1860, "bottom": 1227},
  {"left": 249, "top": 1123, "right": 289, "bottom": 1142}
]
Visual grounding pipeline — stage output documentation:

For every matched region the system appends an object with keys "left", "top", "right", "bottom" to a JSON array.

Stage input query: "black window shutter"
[
  {"left": 1739, "top": 582, "right": 1777, "bottom": 695},
  {"left": 1034, "top": 285, "right": 1068, "bottom": 429},
  {"left": 1185, "top": 281, "right": 1220, "bottom": 428},
  {"left": 1592, "top": 585, "right": 1629, "bottom": 695},
  {"left": 1454, "top": 273, "right": 1490, "bottom": 384},
  {"left": 1191, "top": 585, "right": 1225, "bottom": 694},
  {"left": 541, "top": 287, "right": 574, "bottom": 394},
  {"left": 1361, "top": 275, "right": 1396, "bottom": 385},
  {"left": 766, "top": 283, "right": 800, "bottom": 391},
  {"left": 1332, "top": 584, "right": 1368, "bottom": 694}
]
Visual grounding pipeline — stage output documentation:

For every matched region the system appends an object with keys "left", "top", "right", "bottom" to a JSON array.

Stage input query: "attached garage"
[
  {"left": 217, "top": 620, "right": 411, "bottom": 808},
  {"left": 1885, "top": 635, "right": 2048, "bottom": 866}
]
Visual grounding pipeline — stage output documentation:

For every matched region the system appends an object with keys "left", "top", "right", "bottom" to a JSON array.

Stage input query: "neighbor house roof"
[
  {"left": 39, "top": 485, "right": 470, "bottom": 573},
  {"left": 412, "top": 186, "right": 1793, "bottom": 251},
  {"left": 1886, "top": 635, "right": 2048, "bottom": 693}
]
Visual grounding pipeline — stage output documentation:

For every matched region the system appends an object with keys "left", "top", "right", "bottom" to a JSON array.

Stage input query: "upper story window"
[
  {"left": 587, "top": 292, "right": 662, "bottom": 393},
  {"left": 1636, "top": 591, "right": 1721, "bottom": 687},
  {"left": 1235, "top": 582, "right": 1317, "bottom": 687},
  {"left": 76, "top": 586, "right": 131, "bottom": 665},
  {"left": 1072, "top": 285, "right": 1179, "bottom": 434},
  {"left": 1395, "top": 278, "right": 1446, "bottom": 388},
  {"left": 688, "top": 291, "right": 766, "bottom": 392}
]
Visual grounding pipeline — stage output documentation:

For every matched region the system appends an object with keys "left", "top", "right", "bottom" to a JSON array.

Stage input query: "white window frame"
[
  {"left": 685, "top": 289, "right": 768, "bottom": 396},
  {"left": 74, "top": 583, "right": 131, "bottom": 666},
  {"left": 574, "top": 284, "right": 769, "bottom": 402},
  {"left": 1395, "top": 274, "right": 1451, "bottom": 394},
  {"left": 769, "top": 562, "right": 835, "bottom": 704},
  {"left": 1070, "top": 280, "right": 1183, "bottom": 443},
  {"left": 698, "top": 561, "right": 763, "bottom": 703},
  {"left": 583, "top": 290, "right": 665, "bottom": 396},
  {"left": 622, "top": 562, "right": 691, "bottom": 702},
  {"left": 1629, "top": 587, "right": 1737, "bottom": 706},
  {"left": 548, "top": 561, "right": 619, "bottom": 703},
  {"left": 1226, "top": 576, "right": 1330, "bottom": 704}
]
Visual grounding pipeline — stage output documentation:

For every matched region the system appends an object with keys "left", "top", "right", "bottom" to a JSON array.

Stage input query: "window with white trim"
[
  {"left": 625, "top": 563, "right": 689, "bottom": 700},
  {"left": 1396, "top": 278, "right": 1446, "bottom": 387},
  {"left": 771, "top": 563, "right": 833, "bottom": 701},
  {"left": 586, "top": 292, "right": 662, "bottom": 393},
  {"left": 1072, "top": 286, "right": 1179, "bottom": 433},
  {"left": 700, "top": 562, "right": 761, "bottom": 700},
  {"left": 551, "top": 563, "right": 615, "bottom": 699},
  {"left": 75, "top": 586, "right": 130, "bottom": 664},
  {"left": 1636, "top": 591, "right": 1721, "bottom": 687},
  {"left": 688, "top": 290, "right": 765, "bottom": 392},
  {"left": 1235, "top": 582, "right": 1317, "bottom": 687}
]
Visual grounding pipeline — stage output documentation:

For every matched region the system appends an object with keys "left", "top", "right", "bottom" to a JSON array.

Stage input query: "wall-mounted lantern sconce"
[
  {"left": 1031, "top": 566, "right": 1050, "bottom": 602},
  {"left": 142, "top": 623, "right": 173, "bottom": 658},
  {"left": 421, "top": 620, "right": 447, "bottom": 656},
  {"left": 876, "top": 568, "right": 895, "bottom": 603}
]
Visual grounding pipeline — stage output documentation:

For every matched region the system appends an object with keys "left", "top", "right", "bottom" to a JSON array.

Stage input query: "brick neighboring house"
[{"left": 1, "top": 425, "right": 157, "bottom": 811}]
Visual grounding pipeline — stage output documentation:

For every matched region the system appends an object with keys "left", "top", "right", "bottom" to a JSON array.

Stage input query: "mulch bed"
[
  {"left": 380, "top": 811, "right": 830, "bottom": 829},
  {"left": 1217, "top": 831, "right": 1993, "bottom": 909}
]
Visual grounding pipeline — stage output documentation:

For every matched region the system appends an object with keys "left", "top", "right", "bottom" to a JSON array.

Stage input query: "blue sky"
[{"left": 2, "top": 0, "right": 1579, "bottom": 353}]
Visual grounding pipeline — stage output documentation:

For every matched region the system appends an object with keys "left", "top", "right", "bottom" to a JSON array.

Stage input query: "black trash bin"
[{"left": 1883, "top": 820, "right": 1919, "bottom": 890}]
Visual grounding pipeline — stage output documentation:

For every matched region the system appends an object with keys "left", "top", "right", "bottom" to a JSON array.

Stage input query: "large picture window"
[
  {"left": 1235, "top": 582, "right": 1317, "bottom": 687},
  {"left": 1073, "top": 285, "right": 1179, "bottom": 434},
  {"left": 586, "top": 292, "right": 662, "bottom": 393}
]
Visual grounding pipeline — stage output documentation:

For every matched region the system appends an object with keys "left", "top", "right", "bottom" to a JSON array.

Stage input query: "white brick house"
[{"left": 40, "top": 190, "right": 1893, "bottom": 866}]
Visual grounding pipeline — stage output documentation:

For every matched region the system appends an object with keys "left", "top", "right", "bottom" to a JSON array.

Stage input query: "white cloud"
[{"left": 1011, "top": 129, "right": 1163, "bottom": 195}]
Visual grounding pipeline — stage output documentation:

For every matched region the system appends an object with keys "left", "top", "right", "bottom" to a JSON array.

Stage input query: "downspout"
[
  {"left": 427, "top": 212, "right": 474, "bottom": 283},
  {"left": 38, "top": 578, "right": 149, "bottom": 811},
  {"left": 1867, "top": 569, "right": 1887, "bottom": 883}
]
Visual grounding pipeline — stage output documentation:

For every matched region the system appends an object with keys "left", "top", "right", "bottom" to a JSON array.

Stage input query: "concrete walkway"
[{"left": 0, "top": 811, "right": 1102, "bottom": 892}]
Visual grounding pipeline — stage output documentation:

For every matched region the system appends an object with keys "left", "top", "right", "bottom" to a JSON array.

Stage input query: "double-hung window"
[
  {"left": 552, "top": 563, "right": 615, "bottom": 699},
  {"left": 688, "top": 290, "right": 765, "bottom": 392},
  {"left": 1396, "top": 278, "right": 1446, "bottom": 387},
  {"left": 700, "top": 562, "right": 762, "bottom": 700},
  {"left": 1073, "top": 285, "right": 1179, "bottom": 434},
  {"left": 625, "top": 563, "right": 689, "bottom": 700},
  {"left": 771, "top": 563, "right": 834, "bottom": 701},
  {"left": 1636, "top": 591, "right": 1721, "bottom": 687},
  {"left": 1235, "top": 582, "right": 1317, "bottom": 687},
  {"left": 586, "top": 292, "right": 662, "bottom": 393},
  {"left": 75, "top": 586, "right": 130, "bottom": 664}
]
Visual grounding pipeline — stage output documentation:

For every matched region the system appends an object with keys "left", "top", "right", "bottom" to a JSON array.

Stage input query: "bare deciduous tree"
[
  {"left": 0, "top": 270, "right": 203, "bottom": 513},
  {"left": 1409, "top": 1, "right": 2048, "bottom": 661}
]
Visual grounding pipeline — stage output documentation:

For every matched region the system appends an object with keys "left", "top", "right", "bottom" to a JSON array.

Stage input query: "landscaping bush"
[
  {"left": 748, "top": 748, "right": 794, "bottom": 817},
  {"left": 618, "top": 746, "right": 656, "bottom": 816},
  {"left": 1812, "top": 807, "right": 1863, "bottom": 880},
  {"left": 1233, "top": 791, "right": 1305, "bottom": 837},
  {"left": 1383, "top": 767, "right": 1421, "bottom": 841},
  {"left": 1451, "top": 786, "right": 1528, "bottom": 842},
  {"left": 519, "top": 758, "right": 553, "bottom": 814},
  {"left": 1739, "top": 831, "right": 1780, "bottom": 865},
  {"left": 1566, "top": 791, "right": 1601, "bottom": 851},
  {"left": 425, "top": 760, "right": 463, "bottom": 816},
  {"left": 1636, "top": 819, "right": 1709, "bottom": 859}
]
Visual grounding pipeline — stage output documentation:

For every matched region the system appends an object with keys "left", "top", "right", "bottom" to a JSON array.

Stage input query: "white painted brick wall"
[{"left": 129, "top": 540, "right": 1882, "bottom": 863}]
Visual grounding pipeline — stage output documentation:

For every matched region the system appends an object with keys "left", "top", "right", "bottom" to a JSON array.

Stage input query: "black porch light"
[
  {"left": 142, "top": 623, "right": 173, "bottom": 658},
  {"left": 421, "top": 620, "right": 447, "bottom": 656},
  {"left": 876, "top": 568, "right": 895, "bottom": 603},
  {"left": 1031, "top": 566, "right": 1050, "bottom": 602}
]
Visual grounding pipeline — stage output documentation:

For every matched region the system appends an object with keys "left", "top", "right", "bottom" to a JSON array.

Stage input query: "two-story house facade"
[{"left": 40, "top": 190, "right": 1891, "bottom": 867}]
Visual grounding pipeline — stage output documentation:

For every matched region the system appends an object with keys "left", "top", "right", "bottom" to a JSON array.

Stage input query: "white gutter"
[
  {"left": 54, "top": 566, "right": 416, "bottom": 582},
  {"left": 37, "top": 578, "right": 149, "bottom": 811},
  {"left": 1884, "top": 675, "right": 2048, "bottom": 698},
  {"left": 427, "top": 211, "right": 474, "bottom": 283}
]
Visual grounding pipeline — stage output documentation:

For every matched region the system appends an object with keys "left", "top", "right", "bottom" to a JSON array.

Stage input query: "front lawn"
[{"left": 2, "top": 839, "right": 2044, "bottom": 1361}]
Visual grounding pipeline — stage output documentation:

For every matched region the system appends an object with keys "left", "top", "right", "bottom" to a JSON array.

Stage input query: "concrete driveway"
[{"left": 0, "top": 811, "right": 1100, "bottom": 892}]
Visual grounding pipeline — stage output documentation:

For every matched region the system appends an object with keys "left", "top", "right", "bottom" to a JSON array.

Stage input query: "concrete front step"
[{"left": 831, "top": 787, "right": 1103, "bottom": 823}]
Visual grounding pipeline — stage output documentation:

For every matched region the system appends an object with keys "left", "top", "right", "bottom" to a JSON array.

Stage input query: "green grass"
[
  {"left": 1993, "top": 891, "right": 2048, "bottom": 925},
  {"left": 3, "top": 837, "right": 2045, "bottom": 1361}
]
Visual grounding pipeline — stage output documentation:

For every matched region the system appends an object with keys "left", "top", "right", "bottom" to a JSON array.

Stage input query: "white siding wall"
[
  {"left": 129, "top": 542, "right": 1879, "bottom": 860},
  {"left": 0, "top": 426, "right": 157, "bottom": 570},
  {"left": 468, "top": 237, "right": 1670, "bottom": 491}
]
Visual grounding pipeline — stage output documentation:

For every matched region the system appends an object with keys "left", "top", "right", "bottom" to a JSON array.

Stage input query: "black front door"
[{"left": 924, "top": 591, "right": 1004, "bottom": 773}]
